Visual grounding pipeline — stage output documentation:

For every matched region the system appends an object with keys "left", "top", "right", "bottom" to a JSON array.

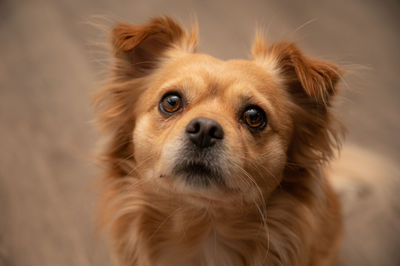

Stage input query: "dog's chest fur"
[
  {"left": 154, "top": 227, "right": 241, "bottom": 266},
  {"left": 119, "top": 195, "right": 271, "bottom": 266},
  {"left": 113, "top": 183, "right": 341, "bottom": 266}
]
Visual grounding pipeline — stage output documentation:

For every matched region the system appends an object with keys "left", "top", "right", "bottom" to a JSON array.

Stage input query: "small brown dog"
[{"left": 94, "top": 16, "right": 344, "bottom": 266}]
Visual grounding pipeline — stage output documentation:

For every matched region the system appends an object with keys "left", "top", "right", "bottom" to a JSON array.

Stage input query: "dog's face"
[
  {"left": 133, "top": 54, "right": 292, "bottom": 200},
  {"left": 97, "top": 17, "right": 341, "bottom": 204}
]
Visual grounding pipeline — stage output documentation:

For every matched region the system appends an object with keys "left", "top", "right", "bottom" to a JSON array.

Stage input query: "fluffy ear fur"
[
  {"left": 111, "top": 16, "right": 198, "bottom": 79},
  {"left": 252, "top": 35, "right": 344, "bottom": 168},
  {"left": 94, "top": 17, "right": 197, "bottom": 177}
]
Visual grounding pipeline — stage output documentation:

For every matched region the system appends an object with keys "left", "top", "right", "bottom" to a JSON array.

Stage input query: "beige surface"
[{"left": 0, "top": 0, "right": 399, "bottom": 265}]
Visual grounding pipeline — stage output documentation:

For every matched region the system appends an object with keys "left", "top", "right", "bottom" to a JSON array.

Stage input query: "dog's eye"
[
  {"left": 159, "top": 93, "right": 183, "bottom": 114},
  {"left": 242, "top": 106, "right": 267, "bottom": 130}
]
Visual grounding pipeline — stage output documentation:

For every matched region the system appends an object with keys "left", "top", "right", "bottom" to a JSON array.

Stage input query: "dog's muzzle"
[{"left": 173, "top": 117, "right": 225, "bottom": 187}]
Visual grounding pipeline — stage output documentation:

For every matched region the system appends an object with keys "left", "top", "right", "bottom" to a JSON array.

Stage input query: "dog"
[{"left": 93, "top": 16, "right": 346, "bottom": 266}]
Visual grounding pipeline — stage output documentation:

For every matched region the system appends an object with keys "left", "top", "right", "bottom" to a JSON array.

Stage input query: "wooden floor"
[{"left": 0, "top": 0, "right": 399, "bottom": 265}]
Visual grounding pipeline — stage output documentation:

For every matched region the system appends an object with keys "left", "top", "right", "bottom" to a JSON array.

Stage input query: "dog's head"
[{"left": 95, "top": 17, "right": 342, "bottom": 204}]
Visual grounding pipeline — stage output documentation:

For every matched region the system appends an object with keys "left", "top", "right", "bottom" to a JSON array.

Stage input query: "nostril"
[
  {"left": 186, "top": 121, "right": 200, "bottom": 134},
  {"left": 209, "top": 125, "right": 224, "bottom": 139}
]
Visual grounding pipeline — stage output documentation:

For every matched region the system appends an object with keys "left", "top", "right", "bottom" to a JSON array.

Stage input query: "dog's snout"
[{"left": 186, "top": 117, "right": 224, "bottom": 148}]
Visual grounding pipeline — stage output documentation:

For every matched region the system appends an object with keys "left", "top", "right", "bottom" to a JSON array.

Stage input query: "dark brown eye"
[
  {"left": 159, "top": 93, "right": 183, "bottom": 114},
  {"left": 242, "top": 106, "right": 267, "bottom": 129}
]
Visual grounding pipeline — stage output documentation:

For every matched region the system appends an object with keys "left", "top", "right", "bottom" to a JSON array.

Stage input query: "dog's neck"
[{"left": 110, "top": 168, "right": 338, "bottom": 266}]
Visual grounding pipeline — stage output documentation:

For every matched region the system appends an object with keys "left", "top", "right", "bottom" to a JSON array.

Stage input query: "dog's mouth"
[{"left": 173, "top": 159, "right": 225, "bottom": 187}]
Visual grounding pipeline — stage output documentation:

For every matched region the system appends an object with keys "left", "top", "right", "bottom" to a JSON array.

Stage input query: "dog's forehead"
[{"left": 160, "top": 53, "right": 279, "bottom": 92}]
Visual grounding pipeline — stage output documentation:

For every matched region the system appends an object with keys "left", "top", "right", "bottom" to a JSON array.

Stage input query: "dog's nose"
[{"left": 186, "top": 117, "right": 224, "bottom": 148}]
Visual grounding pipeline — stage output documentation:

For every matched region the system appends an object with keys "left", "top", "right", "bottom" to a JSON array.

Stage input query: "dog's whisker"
[
  {"left": 283, "top": 18, "right": 318, "bottom": 41},
  {"left": 123, "top": 154, "right": 156, "bottom": 177},
  {"left": 231, "top": 163, "right": 271, "bottom": 261}
]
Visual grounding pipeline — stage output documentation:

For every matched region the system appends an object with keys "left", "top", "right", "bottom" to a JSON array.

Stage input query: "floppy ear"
[
  {"left": 252, "top": 36, "right": 341, "bottom": 105},
  {"left": 252, "top": 36, "right": 344, "bottom": 165},
  {"left": 111, "top": 16, "right": 198, "bottom": 79},
  {"left": 94, "top": 17, "right": 198, "bottom": 177}
]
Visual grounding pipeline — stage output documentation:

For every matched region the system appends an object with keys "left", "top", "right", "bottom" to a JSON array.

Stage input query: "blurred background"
[{"left": 0, "top": 0, "right": 399, "bottom": 265}]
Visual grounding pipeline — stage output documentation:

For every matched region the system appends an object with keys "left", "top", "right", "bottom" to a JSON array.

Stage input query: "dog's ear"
[
  {"left": 252, "top": 36, "right": 341, "bottom": 104},
  {"left": 111, "top": 16, "right": 198, "bottom": 79},
  {"left": 94, "top": 17, "right": 197, "bottom": 177},
  {"left": 252, "top": 36, "right": 344, "bottom": 165}
]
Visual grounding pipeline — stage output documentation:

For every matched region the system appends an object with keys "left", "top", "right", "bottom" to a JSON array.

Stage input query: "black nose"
[{"left": 186, "top": 117, "right": 224, "bottom": 148}]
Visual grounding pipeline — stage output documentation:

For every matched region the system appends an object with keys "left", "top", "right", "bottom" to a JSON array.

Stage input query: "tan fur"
[{"left": 94, "top": 16, "right": 344, "bottom": 266}]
